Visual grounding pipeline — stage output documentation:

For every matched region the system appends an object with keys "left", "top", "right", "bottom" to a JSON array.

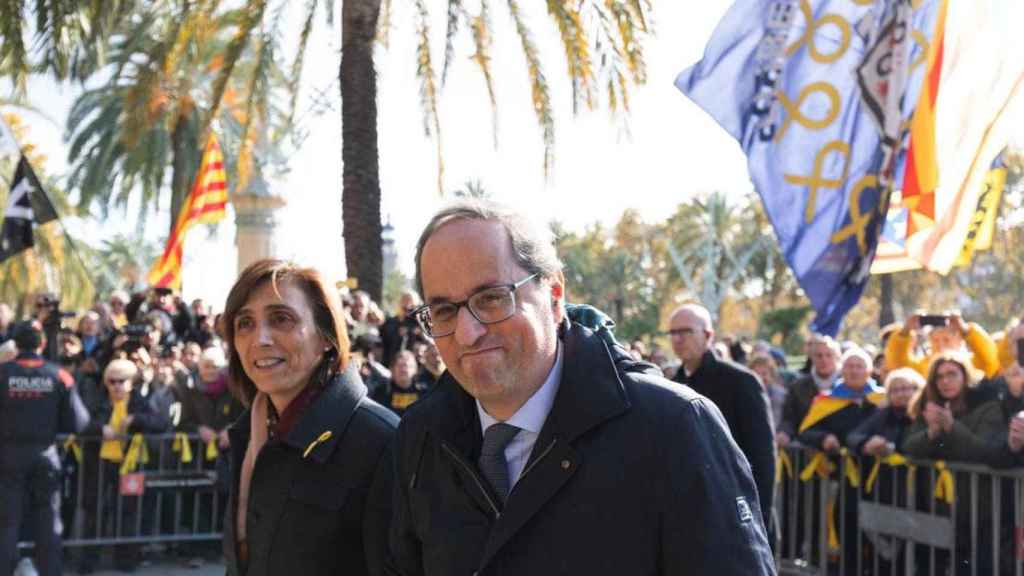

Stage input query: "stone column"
[{"left": 232, "top": 193, "right": 287, "bottom": 274}]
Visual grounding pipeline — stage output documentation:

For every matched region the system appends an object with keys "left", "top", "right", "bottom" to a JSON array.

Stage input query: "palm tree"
[
  {"left": 343, "top": 0, "right": 653, "bottom": 301},
  {"left": 64, "top": 1, "right": 286, "bottom": 236},
  {"left": 2, "top": 1, "right": 654, "bottom": 303}
]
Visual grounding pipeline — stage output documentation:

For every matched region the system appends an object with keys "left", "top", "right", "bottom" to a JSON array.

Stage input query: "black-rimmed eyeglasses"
[{"left": 413, "top": 273, "right": 539, "bottom": 338}]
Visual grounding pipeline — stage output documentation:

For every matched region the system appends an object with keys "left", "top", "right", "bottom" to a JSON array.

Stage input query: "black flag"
[{"left": 0, "top": 155, "right": 58, "bottom": 262}]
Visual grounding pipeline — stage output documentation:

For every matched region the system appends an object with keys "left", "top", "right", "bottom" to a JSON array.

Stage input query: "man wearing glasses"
[
  {"left": 668, "top": 304, "right": 776, "bottom": 549},
  {"left": 386, "top": 200, "right": 775, "bottom": 576}
]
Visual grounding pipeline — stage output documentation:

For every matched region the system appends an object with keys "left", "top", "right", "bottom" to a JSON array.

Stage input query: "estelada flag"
[
  {"left": 799, "top": 382, "right": 887, "bottom": 434},
  {"left": 148, "top": 135, "right": 228, "bottom": 289},
  {"left": 0, "top": 155, "right": 60, "bottom": 263}
]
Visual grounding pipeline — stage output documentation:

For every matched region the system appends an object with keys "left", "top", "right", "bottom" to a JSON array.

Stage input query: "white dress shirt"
[{"left": 477, "top": 344, "right": 563, "bottom": 489}]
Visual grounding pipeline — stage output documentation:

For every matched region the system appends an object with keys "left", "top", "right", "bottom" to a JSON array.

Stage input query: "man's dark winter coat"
[
  {"left": 675, "top": 350, "right": 776, "bottom": 531},
  {"left": 387, "top": 322, "right": 775, "bottom": 576}
]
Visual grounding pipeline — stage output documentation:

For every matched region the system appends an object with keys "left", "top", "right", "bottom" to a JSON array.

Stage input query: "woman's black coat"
[{"left": 223, "top": 368, "right": 398, "bottom": 576}]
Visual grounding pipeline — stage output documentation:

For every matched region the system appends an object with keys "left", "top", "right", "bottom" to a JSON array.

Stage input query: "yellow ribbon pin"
[{"left": 303, "top": 431, "right": 333, "bottom": 459}]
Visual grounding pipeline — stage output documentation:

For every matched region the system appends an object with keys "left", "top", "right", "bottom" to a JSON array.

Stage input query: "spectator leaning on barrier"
[
  {"left": 885, "top": 311, "right": 1000, "bottom": 380},
  {"left": 0, "top": 321, "right": 88, "bottom": 576},
  {"left": 847, "top": 367, "right": 924, "bottom": 457},
  {"left": 78, "top": 358, "right": 170, "bottom": 574},
  {"left": 797, "top": 347, "right": 885, "bottom": 452},
  {"left": 388, "top": 200, "right": 775, "bottom": 575},
  {"left": 777, "top": 334, "right": 841, "bottom": 447},
  {"left": 901, "top": 351, "right": 1003, "bottom": 465}
]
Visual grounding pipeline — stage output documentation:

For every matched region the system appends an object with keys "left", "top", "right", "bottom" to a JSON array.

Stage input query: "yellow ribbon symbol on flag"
[
  {"left": 776, "top": 450, "right": 794, "bottom": 484},
  {"left": 206, "top": 439, "right": 219, "bottom": 461},
  {"left": 63, "top": 435, "right": 82, "bottom": 465},
  {"left": 172, "top": 432, "right": 193, "bottom": 464},
  {"left": 865, "top": 453, "right": 907, "bottom": 494},
  {"left": 120, "top": 434, "right": 150, "bottom": 475},
  {"left": 800, "top": 452, "right": 834, "bottom": 481},
  {"left": 933, "top": 460, "right": 955, "bottom": 504}
]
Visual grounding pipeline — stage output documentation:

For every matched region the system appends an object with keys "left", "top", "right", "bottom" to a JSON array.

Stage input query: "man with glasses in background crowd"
[
  {"left": 386, "top": 200, "right": 775, "bottom": 575},
  {"left": 668, "top": 303, "right": 776, "bottom": 545}
]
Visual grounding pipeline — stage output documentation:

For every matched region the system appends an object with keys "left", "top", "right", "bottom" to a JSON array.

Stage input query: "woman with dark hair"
[
  {"left": 901, "top": 352, "right": 1002, "bottom": 463},
  {"left": 901, "top": 351, "right": 1003, "bottom": 575},
  {"left": 221, "top": 259, "right": 398, "bottom": 576}
]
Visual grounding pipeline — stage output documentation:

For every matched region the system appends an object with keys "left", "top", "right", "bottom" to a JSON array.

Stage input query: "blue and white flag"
[{"left": 677, "top": 0, "right": 941, "bottom": 335}]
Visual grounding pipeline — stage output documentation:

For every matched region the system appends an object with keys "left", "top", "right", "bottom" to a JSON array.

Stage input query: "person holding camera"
[
  {"left": 884, "top": 311, "right": 1000, "bottom": 380},
  {"left": 0, "top": 321, "right": 89, "bottom": 576}
]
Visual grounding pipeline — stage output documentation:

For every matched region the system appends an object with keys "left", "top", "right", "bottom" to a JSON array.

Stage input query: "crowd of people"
[
  {"left": 0, "top": 283, "right": 448, "bottom": 575},
  {"left": 2, "top": 198, "right": 1023, "bottom": 576}
]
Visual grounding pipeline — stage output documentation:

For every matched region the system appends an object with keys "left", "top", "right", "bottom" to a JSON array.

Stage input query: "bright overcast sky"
[{"left": 5, "top": 1, "right": 752, "bottom": 306}]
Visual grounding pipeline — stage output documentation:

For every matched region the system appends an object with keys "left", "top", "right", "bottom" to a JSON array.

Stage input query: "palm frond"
[
  {"left": 202, "top": 0, "right": 267, "bottom": 142},
  {"left": 286, "top": 0, "right": 320, "bottom": 128},
  {"left": 0, "top": 0, "right": 30, "bottom": 95},
  {"left": 470, "top": 0, "right": 498, "bottom": 146},
  {"left": 506, "top": 0, "right": 555, "bottom": 176},
  {"left": 545, "top": 0, "right": 595, "bottom": 113},
  {"left": 441, "top": 0, "right": 463, "bottom": 87},
  {"left": 413, "top": 0, "right": 444, "bottom": 194}
]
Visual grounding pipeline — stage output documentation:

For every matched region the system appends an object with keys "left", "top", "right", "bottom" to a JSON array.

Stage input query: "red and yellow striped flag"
[
  {"left": 148, "top": 135, "right": 228, "bottom": 289},
  {"left": 900, "top": 0, "right": 947, "bottom": 236}
]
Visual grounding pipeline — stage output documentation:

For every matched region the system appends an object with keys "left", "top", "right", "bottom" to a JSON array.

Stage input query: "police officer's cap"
[{"left": 11, "top": 320, "right": 44, "bottom": 351}]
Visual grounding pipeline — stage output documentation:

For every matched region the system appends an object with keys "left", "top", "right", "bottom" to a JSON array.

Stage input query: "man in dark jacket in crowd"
[
  {"left": 387, "top": 200, "right": 775, "bottom": 576},
  {"left": 777, "top": 333, "right": 841, "bottom": 446},
  {"left": 669, "top": 303, "right": 776, "bottom": 540}
]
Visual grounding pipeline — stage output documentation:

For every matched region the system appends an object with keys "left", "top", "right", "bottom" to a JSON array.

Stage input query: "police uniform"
[{"left": 0, "top": 329, "right": 88, "bottom": 576}]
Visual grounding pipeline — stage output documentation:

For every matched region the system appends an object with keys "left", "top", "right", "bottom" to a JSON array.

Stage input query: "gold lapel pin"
[{"left": 303, "top": 431, "right": 333, "bottom": 459}]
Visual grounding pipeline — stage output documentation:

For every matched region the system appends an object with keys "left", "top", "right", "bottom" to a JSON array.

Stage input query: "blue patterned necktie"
[{"left": 478, "top": 422, "right": 521, "bottom": 503}]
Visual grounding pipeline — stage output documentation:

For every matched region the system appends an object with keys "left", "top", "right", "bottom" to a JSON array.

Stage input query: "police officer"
[{"left": 0, "top": 321, "right": 88, "bottom": 576}]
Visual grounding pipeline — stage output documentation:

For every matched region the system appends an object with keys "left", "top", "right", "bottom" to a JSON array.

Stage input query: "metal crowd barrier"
[
  {"left": 18, "top": 433, "right": 226, "bottom": 551},
  {"left": 776, "top": 445, "right": 1024, "bottom": 576}
]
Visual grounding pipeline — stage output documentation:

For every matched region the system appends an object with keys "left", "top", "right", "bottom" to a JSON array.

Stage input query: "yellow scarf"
[{"left": 100, "top": 400, "right": 128, "bottom": 462}]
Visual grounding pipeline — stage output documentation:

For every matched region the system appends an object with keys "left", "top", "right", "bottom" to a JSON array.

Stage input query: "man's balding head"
[{"left": 668, "top": 303, "right": 715, "bottom": 372}]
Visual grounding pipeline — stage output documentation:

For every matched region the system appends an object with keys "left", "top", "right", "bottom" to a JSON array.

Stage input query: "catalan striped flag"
[{"left": 148, "top": 135, "right": 228, "bottom": 289}]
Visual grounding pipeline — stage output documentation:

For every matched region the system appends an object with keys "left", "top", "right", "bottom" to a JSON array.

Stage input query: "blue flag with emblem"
[{"left": 676, "top": 0, "right": 942, "bottom": 335}]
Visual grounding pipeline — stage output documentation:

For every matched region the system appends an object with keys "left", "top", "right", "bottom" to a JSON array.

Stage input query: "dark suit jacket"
[
  {"left": 675, "top": 351, "right": 776, "bottom": 529},
  {"left": 387, "top": 322, "right": 775, "bottom": 576},
  {"left": 223, "top": 368, "right": 398, "bottom": 576}
]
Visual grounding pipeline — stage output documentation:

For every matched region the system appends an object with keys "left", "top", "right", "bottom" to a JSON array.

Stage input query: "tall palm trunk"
[
  {"left": 170, "top": 116, "right": 191, "bottom": 236},
  {"left": 341, "top": 0, "right": 384, "bottom": 302}
]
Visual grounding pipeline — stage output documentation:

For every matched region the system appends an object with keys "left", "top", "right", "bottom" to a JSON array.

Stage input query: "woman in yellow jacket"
[{"left": 884, "top": 311, "right": 1000, "bottom": 379}]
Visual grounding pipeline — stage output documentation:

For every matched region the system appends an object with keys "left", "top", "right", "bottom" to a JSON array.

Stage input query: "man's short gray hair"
[{"left": 414, "top": 199, "right": 564, "bottom": 297}]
